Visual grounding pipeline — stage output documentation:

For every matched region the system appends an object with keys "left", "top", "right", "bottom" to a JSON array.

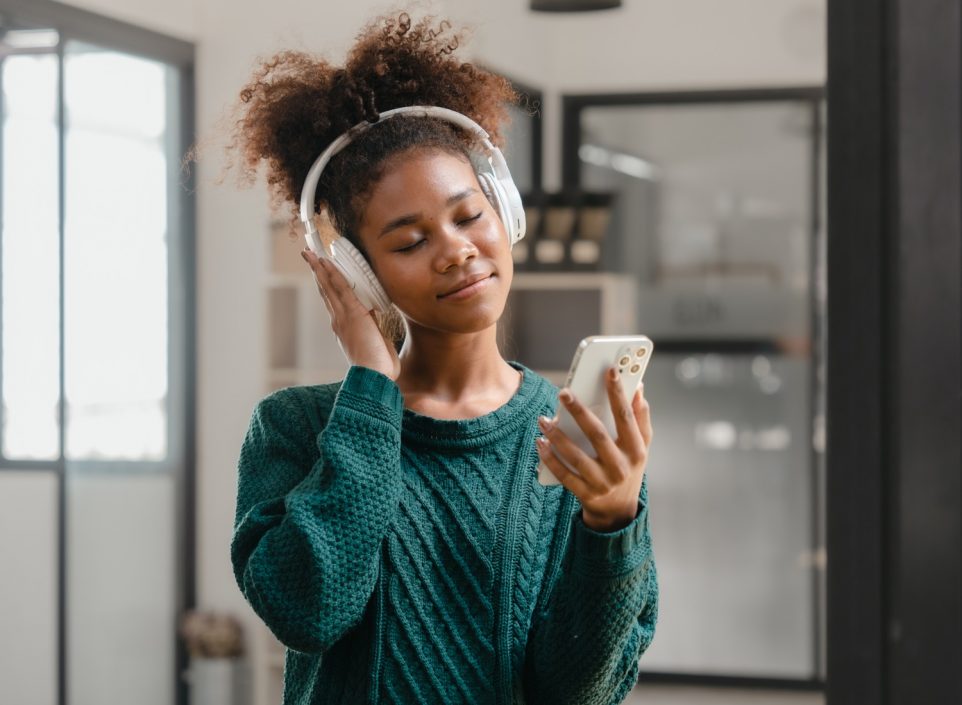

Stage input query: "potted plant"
[{"left": 179, "top": 610, "right": 244, "bottom": 705}]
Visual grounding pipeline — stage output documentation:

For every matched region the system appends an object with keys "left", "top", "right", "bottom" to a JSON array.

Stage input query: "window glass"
[
  {"left": 63, "top": 45, "right": 169, "bottom": 460},
  {"left": 1, "top": 54, "right": 61, "bottom": 460}
]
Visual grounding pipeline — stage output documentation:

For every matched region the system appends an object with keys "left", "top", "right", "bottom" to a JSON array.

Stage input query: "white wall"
[
  {"left": 452, "top": 0, "right": 825, "bottom": 187},
  {"left": 57, "top": 0, "right": 197, "bottom": 41},
  {"left": 0, "top": 473, "right": 58, "bottom": 705},
  {"left": 62, "top": 0, "right": 825, "bottom": 642}
]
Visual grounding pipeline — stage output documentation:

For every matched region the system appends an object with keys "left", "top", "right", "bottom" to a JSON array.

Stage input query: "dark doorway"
[{"left": 826, "top": 1, "right": 962, "bottom": 703}]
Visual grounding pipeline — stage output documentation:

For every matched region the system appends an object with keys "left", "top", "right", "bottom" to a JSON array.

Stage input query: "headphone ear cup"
[
  {"left": 327, "top": 237, "right": 392, "bottom": 313},
  {"left": 478, "top": 170, "right": 497, "bottom": 204},
  {"left": 477, "top": 171, "right": 515, "bottom": 246}
]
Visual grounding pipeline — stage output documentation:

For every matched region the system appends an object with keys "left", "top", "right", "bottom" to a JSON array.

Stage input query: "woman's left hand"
[{"left": 536, "top": 367, "right": 653, "bottom": 533}]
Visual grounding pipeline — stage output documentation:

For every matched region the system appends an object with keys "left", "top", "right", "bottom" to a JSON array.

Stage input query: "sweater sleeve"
[
  {"left": 230, "top": 365, "right": 405, "bottom": 654},
  {"left": 522, "top": 475, "right": 658, "bottom": 704}
]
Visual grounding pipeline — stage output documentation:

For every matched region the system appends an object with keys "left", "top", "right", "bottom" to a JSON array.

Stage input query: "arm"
[
  {"left": 230, "top": 365, "right": 404, "bottom": 654},
  {"left": 523, "top": 476, "right": 658, "bottom": 705}
]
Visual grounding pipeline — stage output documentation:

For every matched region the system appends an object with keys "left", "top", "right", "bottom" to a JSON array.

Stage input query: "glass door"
[{"left": 566, "top": 90, "right": 825, "bottom": 682}]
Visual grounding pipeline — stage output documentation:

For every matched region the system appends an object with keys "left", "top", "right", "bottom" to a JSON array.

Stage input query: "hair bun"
[{"left": 216, "top": 10, "right": 520, "bottom": 222}]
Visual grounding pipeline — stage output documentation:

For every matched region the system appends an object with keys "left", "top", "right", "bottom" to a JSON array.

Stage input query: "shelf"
[{"left": 512, "top": 270, "right": 632, "bottom": 288}]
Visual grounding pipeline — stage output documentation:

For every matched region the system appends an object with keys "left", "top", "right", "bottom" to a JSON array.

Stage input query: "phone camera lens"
[
  {"left": 636, "top": 348, "right": 647, "bottom": 357},
  {"left": 630, "top": 363, "right": 641, "bottom": 374},
  {"left": 619, "top": 355, "right": 631, "bottom": 366}
]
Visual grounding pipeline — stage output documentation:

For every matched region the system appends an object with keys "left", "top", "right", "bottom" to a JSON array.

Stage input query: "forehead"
[{"left": 366, "top": 148, "right": 477, "bottom": 209}]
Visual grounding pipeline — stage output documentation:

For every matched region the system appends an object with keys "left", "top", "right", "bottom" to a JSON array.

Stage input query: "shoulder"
[{"left": 250, "top": 381, "right": 344, "bottom": 437}]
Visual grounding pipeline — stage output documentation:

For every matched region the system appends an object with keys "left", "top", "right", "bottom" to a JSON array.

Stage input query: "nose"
[{"left": 433, "top": 225, "right": 479, "bottom": 272}]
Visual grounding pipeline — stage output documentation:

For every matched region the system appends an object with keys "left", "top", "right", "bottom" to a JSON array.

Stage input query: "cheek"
[
  {"left": 364, "top": 253, "right": 401, "bottom": 296},
  {"left": 372, "top": 261, "right": 414, "bottom": 302},
  {"left": 369, "top": 258, "right": 436, "bottom": 315},
  {"left": 493, "top": 230, "right": 516, "bottom": 274},
  {"left": 480, "top": 218, "right": 512, "bottom": 256}
]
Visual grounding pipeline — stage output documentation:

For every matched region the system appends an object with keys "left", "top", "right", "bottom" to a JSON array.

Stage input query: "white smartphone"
[{"left": 537, "top": 335, "right": 654, "bottom": 486}]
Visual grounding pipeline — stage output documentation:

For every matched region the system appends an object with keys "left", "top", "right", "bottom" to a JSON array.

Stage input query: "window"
[{"left": 0, "top": 6, "right": 194, "bottom": 704}]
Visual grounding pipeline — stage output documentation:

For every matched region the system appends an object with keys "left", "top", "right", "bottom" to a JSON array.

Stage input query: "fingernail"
[
  {"left": 559, "top": 389, "right": 572, "bottom": 403},
  {"left": 609, "top": 367, "right": 618, "bottom": 381},
  {"left": 538, "top": 415, "right": 552, "bottom": 430},
  {"left": 300, "top": 249, "right": 309, "bottom": 262}
]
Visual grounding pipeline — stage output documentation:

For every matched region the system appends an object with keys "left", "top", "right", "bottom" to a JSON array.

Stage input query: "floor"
[{"left": 624, "top": 685, "right": 825, "bottom": 705}]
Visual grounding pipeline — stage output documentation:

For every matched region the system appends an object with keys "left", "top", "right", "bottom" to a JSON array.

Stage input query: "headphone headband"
[{"left": 299, "top": 106, "right": 502, "bottom": 235}]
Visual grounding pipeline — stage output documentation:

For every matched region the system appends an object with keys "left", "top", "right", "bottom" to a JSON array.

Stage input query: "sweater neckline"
[{"left": 400, "top": 361, "right": 551, "bottom": 448}]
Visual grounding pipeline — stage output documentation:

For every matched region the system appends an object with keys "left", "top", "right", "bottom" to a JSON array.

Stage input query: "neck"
[{"left": 395, "top": 323, "right": 516, "bottom": 403}]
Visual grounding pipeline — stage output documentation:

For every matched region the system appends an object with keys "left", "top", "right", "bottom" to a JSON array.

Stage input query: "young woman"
[{"left": 226, "top": 11, "right": 657, "bottom": 704}]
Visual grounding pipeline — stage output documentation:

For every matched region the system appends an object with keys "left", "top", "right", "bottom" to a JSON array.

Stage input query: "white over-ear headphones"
[{"left": 299, "top": 105, "right": 526, "bottom": 313}]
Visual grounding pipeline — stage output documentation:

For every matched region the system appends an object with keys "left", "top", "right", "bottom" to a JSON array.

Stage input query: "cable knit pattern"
[{"left": 231, "top": 362, "right": 658, "bottom": 705}]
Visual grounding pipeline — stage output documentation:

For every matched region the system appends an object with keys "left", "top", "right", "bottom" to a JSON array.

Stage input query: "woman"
[{"left": 227, "top": 11, "right": 657, "bottom": 704}]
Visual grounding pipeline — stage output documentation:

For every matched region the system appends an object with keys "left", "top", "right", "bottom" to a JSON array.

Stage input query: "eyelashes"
[
  {"left": 394, "top": 239, "right": 425, "bottom": 253},
  {"left": 391, "top": 212, "right": 483, "bottom": 254}
]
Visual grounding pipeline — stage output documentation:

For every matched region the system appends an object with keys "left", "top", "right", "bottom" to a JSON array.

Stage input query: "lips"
[{"left": 438, "top": 272, "right": 493, "bottom": 298}]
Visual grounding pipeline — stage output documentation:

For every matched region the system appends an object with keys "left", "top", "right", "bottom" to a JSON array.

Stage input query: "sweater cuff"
[
  {"left": 569, "top": 499, "right": 651, "bottom": 579},
  {"left": 334, "top": 365, "right": 404, "bottom": 430}
]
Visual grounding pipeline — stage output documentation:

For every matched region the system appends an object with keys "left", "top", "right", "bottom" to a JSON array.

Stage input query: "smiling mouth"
[{"left": 438, "top": 274, "right": 494, "bottom": 299}]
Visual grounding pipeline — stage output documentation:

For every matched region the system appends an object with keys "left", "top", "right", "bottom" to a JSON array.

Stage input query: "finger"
[
  {"left": 317, "top": 259, "right": 350, "bottom": 321},
  {"left": 538, "top": 415, "right": 607, "bottom": 488},
  {"left": 556, "top": 389, "right": 624, "bottom": 480},
  {"left": 536, "top": 436, "right": 592, "bottom": 498},
  {"left": 302, "top": 249, "right": 336, "bottom": 318},
  {"left": 633, "top": 385, "right": 653, "bottom": 450},
  {"left": 309, "top": 255, "right": 344, "bottom": 309},
  {"left": 317, "top": 255, "right": 364, "bottom": 313},
  {"left": 323, "top": 263, "right": 357, "bottom": 321},
  {"left": 316, "top": 282, "right": 334, "bottom": 317},
  {"left": 605, "top": 366, "right": 644, "bottom": 460},
  {"left": 303, "top": 249, "right": 345, "bottom": 307}
]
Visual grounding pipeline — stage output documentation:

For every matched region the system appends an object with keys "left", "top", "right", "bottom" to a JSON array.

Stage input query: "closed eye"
[
  {"left": 393, "top": 239, "right": 425, "bottom": 254},
  {"left": 392, "top": 212, "right": 482, "bottom": 253}
]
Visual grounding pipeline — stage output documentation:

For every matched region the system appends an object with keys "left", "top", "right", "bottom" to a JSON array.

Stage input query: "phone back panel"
[{"left": 539, "top": 335, "right": 653, "bottom": 485}]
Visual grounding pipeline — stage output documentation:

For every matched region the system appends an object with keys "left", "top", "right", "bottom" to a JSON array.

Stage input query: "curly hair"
[{"left": 219, "top": 11, "right": 521, "bottom": 249}]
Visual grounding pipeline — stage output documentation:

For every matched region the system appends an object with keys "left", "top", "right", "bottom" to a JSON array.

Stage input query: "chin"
[{"left": 403, "top": 300, "right": 507, "bottom": 337}]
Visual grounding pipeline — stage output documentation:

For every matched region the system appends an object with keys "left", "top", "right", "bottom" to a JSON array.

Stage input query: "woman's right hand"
[{"left": 301, "top": 248, "right": 401, "bottom": 381}]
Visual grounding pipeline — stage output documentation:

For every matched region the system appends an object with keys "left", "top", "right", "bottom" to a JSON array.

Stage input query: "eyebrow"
[{"left": 377, "top": 188, "right": 479, "bottom": 239}]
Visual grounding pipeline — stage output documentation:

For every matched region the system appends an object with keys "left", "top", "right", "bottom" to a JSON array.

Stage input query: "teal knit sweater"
[{"left": 231, "top": 362, "right": 658, "bottom": 704}]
